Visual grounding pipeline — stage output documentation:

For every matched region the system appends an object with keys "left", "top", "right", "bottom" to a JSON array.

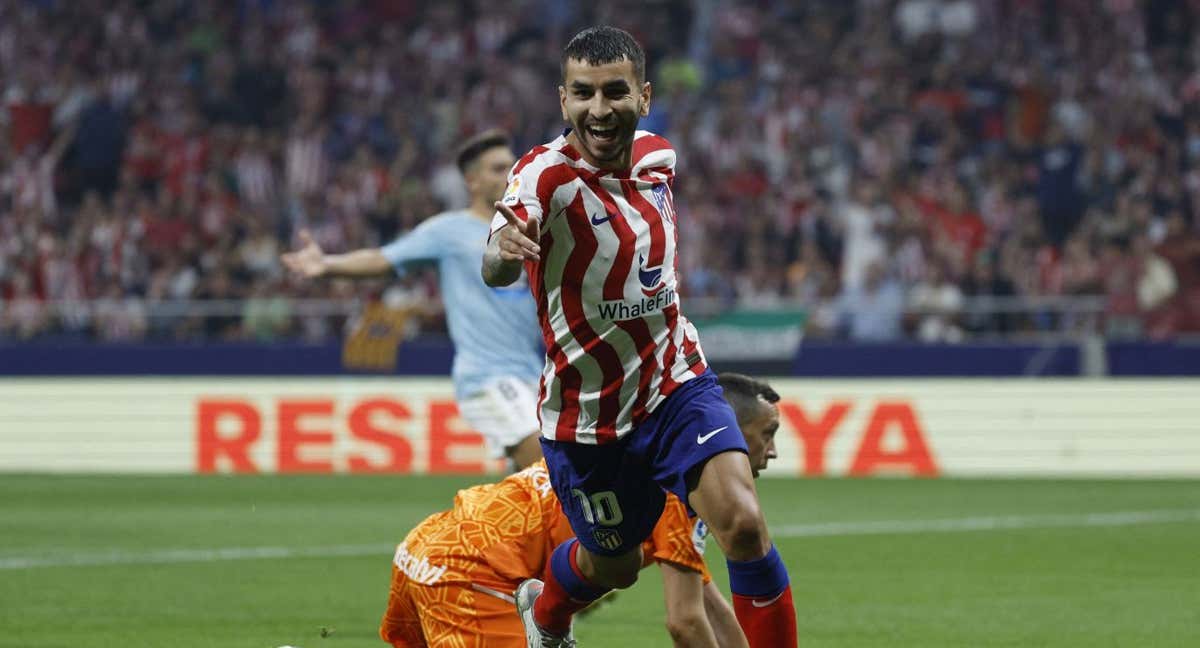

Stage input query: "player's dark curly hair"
[
  {"left": 456, "top": 129, "right": 511, "bottom": 173},
  {"left": 561, "top": 25, "right": 645, "bottom": 83},
  {"left": 717, "top": 373, "right": 780, "bottom": 424}
]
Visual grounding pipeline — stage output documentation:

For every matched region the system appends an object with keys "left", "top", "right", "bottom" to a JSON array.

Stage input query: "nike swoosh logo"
[
  {"left": 697, "top": 426, "right": 728, "bottom": 444},
  {"left": 590, "top": 212, "right": 614, "bottom": 226},
  {"left": 751, "top": 591, "right": 786, "bottom": 608}
]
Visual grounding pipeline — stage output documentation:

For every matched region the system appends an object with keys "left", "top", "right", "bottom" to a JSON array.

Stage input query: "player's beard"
[{"left": 576, "top": 107, "right": 639, "bottom": 167}]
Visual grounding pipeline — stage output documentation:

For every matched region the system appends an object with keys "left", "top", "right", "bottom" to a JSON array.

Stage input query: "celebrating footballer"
[{"left": 483, "top": 26, "right": 798, "bottom": 648}]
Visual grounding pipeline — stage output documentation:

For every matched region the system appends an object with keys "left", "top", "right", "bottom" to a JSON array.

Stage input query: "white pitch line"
[
  {"left": 3, "top": 509, "right": 1198, "bottom": 570},
  {"left": 771, "top": 508, "right": 1200, "bottom": 538}
]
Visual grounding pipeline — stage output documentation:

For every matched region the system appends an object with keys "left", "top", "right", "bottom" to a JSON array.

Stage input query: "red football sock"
[
  {"left": 733, "top": 585, "right": 798, "bottom": 648},
  {"left": 533, "top": 540, "right": 606, "bottom": 635}
]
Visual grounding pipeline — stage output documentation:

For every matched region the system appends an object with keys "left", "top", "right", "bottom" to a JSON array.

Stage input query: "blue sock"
[
  {"left": 727, "top": 544, "right": 789, "bottom": 598},
  {"left": 549, "top": 539, "right": 608, "bottom": 602}
]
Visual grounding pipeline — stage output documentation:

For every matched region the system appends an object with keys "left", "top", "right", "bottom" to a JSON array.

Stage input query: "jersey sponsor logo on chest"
[
  {"left": 598, "top": 286, "right": 675, "bottom": 321},
  {"left": 636, "top": 254, "right": 663, "bottom": 296},
  {"left": 597, "top": 255, "right": 673, "bottom": 320}
]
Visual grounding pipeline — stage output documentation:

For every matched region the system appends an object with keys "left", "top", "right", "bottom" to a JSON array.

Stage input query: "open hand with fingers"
[
  {"left": 493, "top": 201, "right": 541, "bottom": 262},
  {"left": 280, "top": 229, "right": 327, "bottom": 278}
]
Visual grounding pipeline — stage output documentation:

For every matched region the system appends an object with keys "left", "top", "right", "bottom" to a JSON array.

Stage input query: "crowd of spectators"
[{"left": 2, "top": 0, "right": 1199, "bottom": 343}]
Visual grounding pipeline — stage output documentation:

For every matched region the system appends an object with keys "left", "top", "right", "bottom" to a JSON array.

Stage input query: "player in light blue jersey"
[{"left": 281, "top": 131, "right": 545, "bottom": 468}]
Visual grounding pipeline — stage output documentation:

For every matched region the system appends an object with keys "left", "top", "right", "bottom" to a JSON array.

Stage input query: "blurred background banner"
[
  {"left": 2, "top": 0, "right": 1200, "bottom": 348},
  {"left": 689, "top": 307, "right": 806, "bottom": 361},
  {"left": 2, "top": 377, "right": 1196, "bottom": 477}
]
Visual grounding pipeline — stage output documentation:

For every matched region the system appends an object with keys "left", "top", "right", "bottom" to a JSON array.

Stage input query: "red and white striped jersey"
[{"left": 490, "top": 130, "right": 708, "bottom": 445}]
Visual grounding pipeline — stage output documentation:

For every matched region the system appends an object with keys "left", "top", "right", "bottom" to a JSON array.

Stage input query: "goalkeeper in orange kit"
[{"left": 379, "top": 373, "right": 781, "bottom": 648}]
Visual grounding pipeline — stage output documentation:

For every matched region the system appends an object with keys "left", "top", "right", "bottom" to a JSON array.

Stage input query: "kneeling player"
[{"left": 378, "top": 373, "right": 781, "bottom": 648}]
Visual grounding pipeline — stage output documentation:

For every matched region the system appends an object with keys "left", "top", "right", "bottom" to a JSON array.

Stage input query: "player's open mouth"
[{"left": 586, "top": 124, "right": 619, "bottom": 143}]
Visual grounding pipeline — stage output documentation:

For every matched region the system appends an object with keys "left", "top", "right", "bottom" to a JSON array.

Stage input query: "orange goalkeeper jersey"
[{"left": 391, "top": 460, "right": 711, "bottom": 596}]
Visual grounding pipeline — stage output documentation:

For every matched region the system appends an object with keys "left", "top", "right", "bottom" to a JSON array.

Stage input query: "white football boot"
[{"left": 515, "top": 578, "right": 577, "bottom": 647}]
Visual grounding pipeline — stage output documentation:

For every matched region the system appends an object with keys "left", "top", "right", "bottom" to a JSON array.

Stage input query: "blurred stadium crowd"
[{"left": 2, "top": 0, "right": 1200, "bottom": 343}]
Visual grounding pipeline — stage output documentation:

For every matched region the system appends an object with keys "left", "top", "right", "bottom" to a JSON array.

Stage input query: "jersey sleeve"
[
  {"left": 643, "top": 493, "right": 712, "bottom": 584},
  {"left": 489, "top": 160, "right": 546, "bottom": 239},
  {"left": 631, "top": 131, "right": 676, "bottom": 186},
  {"left": 379, "top": 217, "right": 446, "bottom": 272}
]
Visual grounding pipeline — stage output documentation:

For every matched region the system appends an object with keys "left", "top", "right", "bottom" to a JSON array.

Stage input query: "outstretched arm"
[
  {"left": 482, "top": 201, "right": 539, "bottom": 287},
  {"left": 281, "top": 229, "right": 393, "bottom": 279}
]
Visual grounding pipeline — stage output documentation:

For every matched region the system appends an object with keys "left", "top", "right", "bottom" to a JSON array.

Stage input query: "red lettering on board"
[
  {"left": 277, "top": 400, "right": 335, "bottom": 473},
  {"left": 778, "top": 401, "right": 851, "bottom": 476},
  {"left": 196, "top": 400, "right": 261, "bottom": 473},
  {"left": 347, "top": 399, "right": 414, "bottom": 473},
  {"left": 848, "top": 402, "right": 938, "bottom": 476},
  {"left": 428, "top": 400, "right": 486, "bottom": 473}
]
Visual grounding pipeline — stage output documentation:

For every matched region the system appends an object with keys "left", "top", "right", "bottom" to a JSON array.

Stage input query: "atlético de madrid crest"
[
  {"left": 651, "top": 184, "right": 675, "bottom": 223},
  {"left": 593, "top": 528, "right": 623, "bottom": 551}
]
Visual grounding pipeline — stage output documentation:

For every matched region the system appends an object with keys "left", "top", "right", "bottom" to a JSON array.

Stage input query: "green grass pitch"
[{"left": 2, "top": 475, "right": 1198, "bottom": 647}]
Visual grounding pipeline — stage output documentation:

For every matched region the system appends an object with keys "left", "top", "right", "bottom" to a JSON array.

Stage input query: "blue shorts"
[{"left": 540, "top": 370, "right": 748, "bottom": 556}]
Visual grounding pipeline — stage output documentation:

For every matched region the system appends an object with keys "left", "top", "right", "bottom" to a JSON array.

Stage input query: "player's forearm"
[
  {"left": 667, "top": 616, "right": 720, "bottom": 648},
  {"left": 660, "top": 562, "right": 720, "bottom": 648},
  {"left": 481, "top": 244, "right": 522, "bottom": 287},
  {"left": 703, "top": 582, "right": 749, "bottom": 648},
  {"left": 322, "top": 249, "right": 393, "bottom": 277}
]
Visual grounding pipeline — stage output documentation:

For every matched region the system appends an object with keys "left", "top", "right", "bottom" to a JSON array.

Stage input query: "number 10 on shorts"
[{"left": 571, "top": 489, "right": 624, "bottom": 526}]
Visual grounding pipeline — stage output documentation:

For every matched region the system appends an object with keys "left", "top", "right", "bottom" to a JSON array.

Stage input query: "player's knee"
[
  {"left": 603, "top": 553, "right": 642, "bottom": 590},
  {"left": 580, "top": 547, "right": 642, "bottom": 590},
  {"left": 586, "top": 561, "right": 640, "bottom": 590},
  {"left": 664, "top": 610, "right": 706, "bottom": 645},
  {"left": 607, "top": 565, "right": 640, "bottom": 590},
  {"left": 712, "top": 497, "right": 770, "bottom": 559},
  {"left": 727, "top": 512, "right": 769, "bottom": 556}
]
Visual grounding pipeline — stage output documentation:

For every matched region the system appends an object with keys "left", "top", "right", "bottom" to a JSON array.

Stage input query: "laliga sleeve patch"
[
  {"left": 502, "top": 177, "right": 521, "bottom": 207},
  {"left": 691, "top": 518, "right": 709, "bottom": 555}
]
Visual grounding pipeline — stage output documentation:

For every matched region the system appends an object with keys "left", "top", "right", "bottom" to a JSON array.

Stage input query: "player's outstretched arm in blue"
[{"left": 280, "top": 228, "right": 393, "bottom": 279}]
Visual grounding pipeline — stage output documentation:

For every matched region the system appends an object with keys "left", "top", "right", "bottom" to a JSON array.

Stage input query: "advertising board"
[{"left": 1, "top": 378, "right": 1196, "bottom": 476}]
